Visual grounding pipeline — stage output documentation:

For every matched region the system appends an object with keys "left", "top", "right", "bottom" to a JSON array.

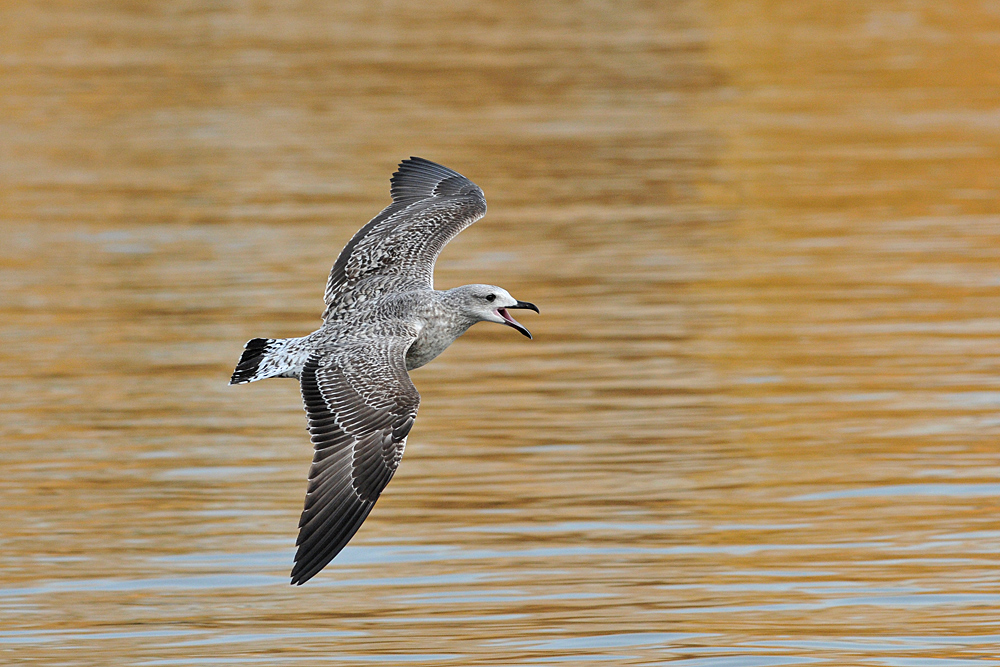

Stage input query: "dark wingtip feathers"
[{"left": 389, "top": 157, "right": 481, "bottom": 203}]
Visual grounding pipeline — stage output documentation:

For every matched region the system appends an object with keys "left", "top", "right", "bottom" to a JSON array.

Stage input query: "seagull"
[{"left": 230, "top": 157, "right": 538, "bottom": 584}]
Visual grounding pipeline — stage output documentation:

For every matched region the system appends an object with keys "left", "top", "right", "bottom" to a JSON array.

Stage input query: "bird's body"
[{"left": 230, "top": 158, "right": 536, "bottom": 584}]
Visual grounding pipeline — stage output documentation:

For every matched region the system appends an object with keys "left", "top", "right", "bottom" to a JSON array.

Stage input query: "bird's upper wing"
[
  {"left": 291, "top": 336, "right": 420, "bottom": 584},
  {"left": 322, "top": 157, "right": 487, "bottom": 321}
]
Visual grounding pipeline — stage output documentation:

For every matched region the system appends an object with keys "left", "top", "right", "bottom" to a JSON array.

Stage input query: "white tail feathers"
[{"left": 230, "top": 337, "right": 304, "bottom": 384}]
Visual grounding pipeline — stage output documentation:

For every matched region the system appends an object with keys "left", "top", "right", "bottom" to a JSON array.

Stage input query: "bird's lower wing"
[{"left": 291, "top": 338, "right": 419, "bottom": 584}]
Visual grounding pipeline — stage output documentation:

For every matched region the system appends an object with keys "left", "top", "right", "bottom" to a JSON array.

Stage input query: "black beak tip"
[{"left": 513, "top": 300, "right": 539, "bottom": 314}]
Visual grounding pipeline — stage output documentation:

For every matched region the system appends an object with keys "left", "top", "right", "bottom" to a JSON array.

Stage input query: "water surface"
[{"left": 2, "top": 0, "right": 1000, "bottom": 665}]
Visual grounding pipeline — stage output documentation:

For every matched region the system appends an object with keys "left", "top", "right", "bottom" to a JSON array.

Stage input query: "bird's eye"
[{"left": 485, "top": 294, "right": 496, "bottom": 302}]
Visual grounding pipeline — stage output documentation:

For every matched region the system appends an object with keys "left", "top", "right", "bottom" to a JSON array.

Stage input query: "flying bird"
[{"left": 230, "top": 157, "right": 537, "bottom": 584}]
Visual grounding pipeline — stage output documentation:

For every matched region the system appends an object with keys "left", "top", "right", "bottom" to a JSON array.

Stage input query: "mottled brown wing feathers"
[
  {"left": 322, "top": 157, "right": 487, "bottom": 320},
  {"left": 291, "top": 340, "right": 419, "bottom": 584}
]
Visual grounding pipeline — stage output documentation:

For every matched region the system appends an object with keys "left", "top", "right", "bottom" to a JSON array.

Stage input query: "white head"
[{"left": 443, "top": 284, "right": 539, "bottom": 338}]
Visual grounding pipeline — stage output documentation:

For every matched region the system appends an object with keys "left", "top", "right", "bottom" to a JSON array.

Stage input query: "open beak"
[{"left": 496, "top": 301, "right": 539, "bottom": 339}]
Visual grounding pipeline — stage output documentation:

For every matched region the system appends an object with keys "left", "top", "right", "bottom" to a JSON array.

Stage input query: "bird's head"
[{"left": 445, "top": 284, "right": 539, "bottom": 339}]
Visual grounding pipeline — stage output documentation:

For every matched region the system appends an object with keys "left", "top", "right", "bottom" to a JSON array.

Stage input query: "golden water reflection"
[{"left": 2, "top": 0, "right": 1000, "bottom": 665}]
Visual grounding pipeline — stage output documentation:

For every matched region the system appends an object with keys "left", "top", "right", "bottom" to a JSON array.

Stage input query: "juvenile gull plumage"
[{"left": 230, "top": 157, "right": 538, "bottom": 585}]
